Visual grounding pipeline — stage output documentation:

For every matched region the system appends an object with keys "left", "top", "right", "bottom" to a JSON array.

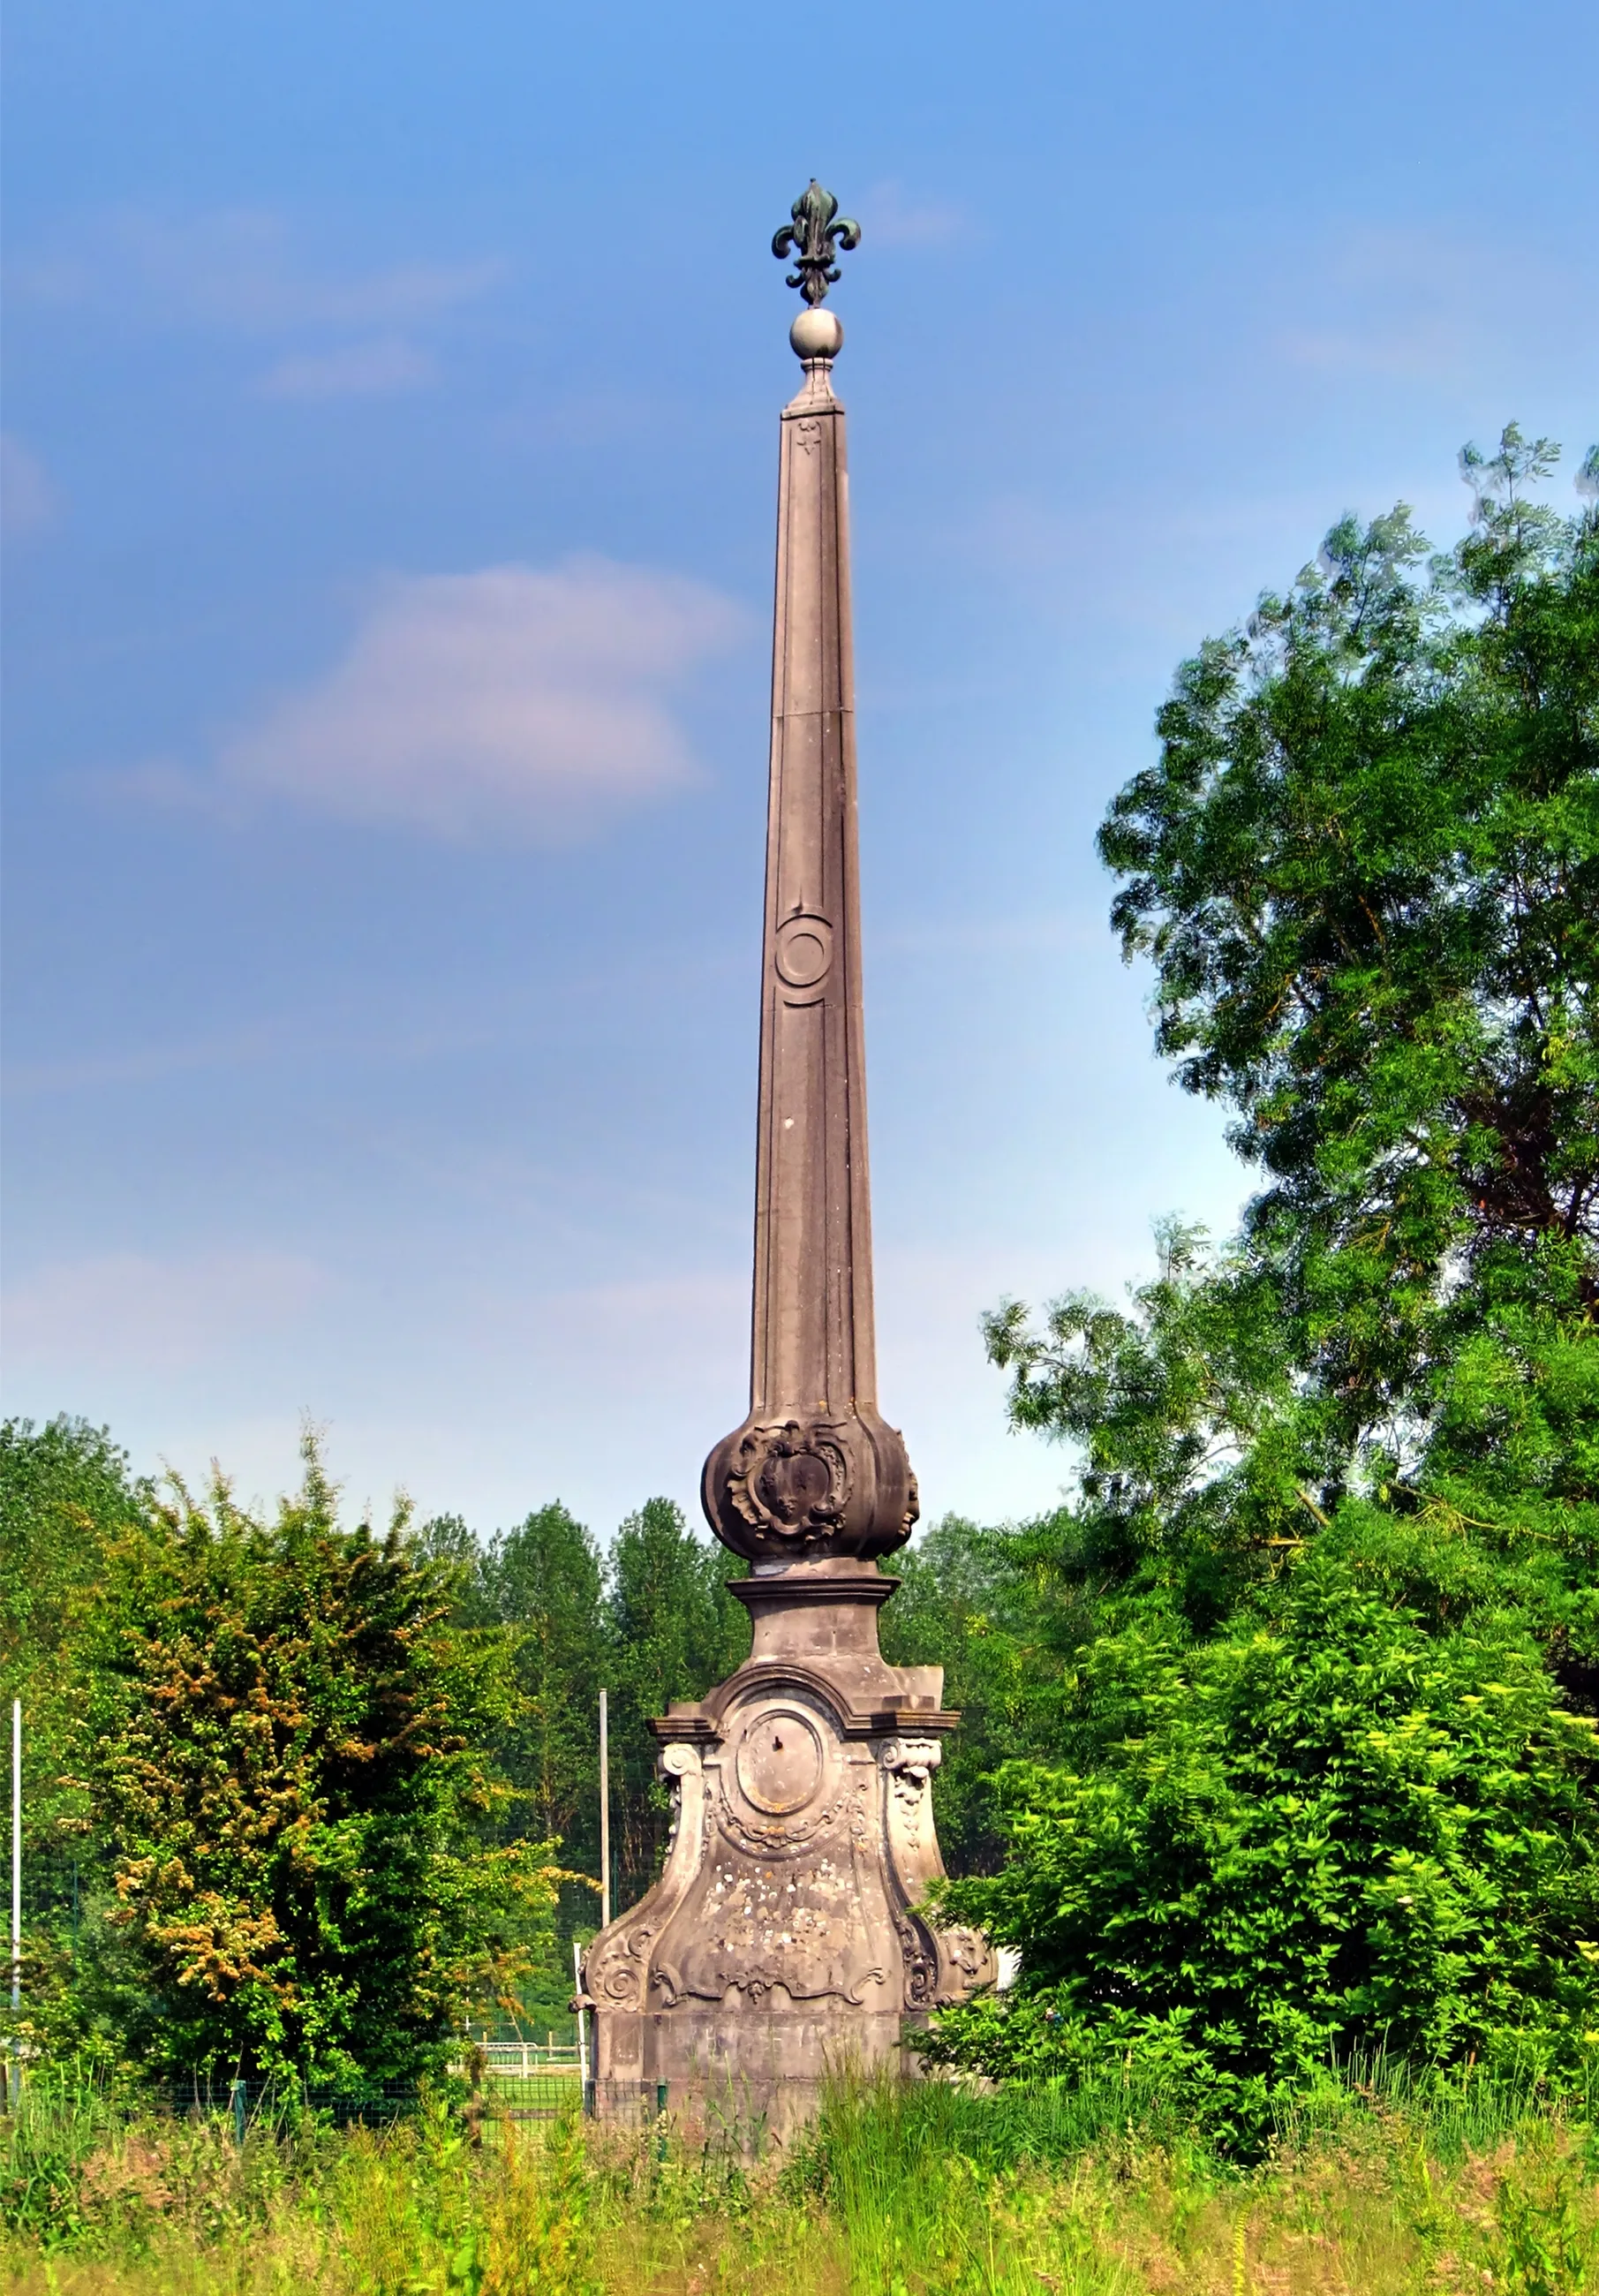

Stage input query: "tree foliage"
[
  {"left": 924, "top": 432, "right": 1599, "bottom": 2139},
  {"left": 1097, "top": 426, "right": 1599, "bottom": 1444},
  {"left": 605, "top": 1499, "right": 748, "bottom": 1896},
  {"left": 0, "top": 1430, "right": 764, "bottom": 2081},
  {"left": 85, "top": 1442, "right": 562, "bottom": 2084}
]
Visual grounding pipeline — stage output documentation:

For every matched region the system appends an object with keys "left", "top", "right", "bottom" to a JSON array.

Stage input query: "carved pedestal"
[{"left": 580, "top": 1567, "right": 991, "bottom": 2133}]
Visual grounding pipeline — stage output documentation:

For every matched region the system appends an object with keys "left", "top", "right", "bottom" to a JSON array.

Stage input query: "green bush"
[{"left": 929, "top": 1508, "right": 1599, "bottom": 2146}]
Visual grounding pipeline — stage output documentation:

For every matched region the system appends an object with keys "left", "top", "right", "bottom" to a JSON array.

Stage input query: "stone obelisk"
[{"left": 580, "top": 185, "right": 990, "bottom": 2130}]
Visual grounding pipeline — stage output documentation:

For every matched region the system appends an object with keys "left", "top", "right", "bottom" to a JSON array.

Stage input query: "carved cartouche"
[{"left": 702, "top": 1406, "right": 917, "bottom": 1563}]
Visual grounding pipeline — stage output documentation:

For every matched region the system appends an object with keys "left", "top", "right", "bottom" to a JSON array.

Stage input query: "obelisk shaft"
[
  {"left": 753, "top": 353, "right": 877, "bottom": 1424},
  {"left": 702, "top": 294, "right": 915, "bottom": 1567}
]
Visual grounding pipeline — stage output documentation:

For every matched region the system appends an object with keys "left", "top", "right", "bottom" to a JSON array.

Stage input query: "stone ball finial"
[{"left": 789, "top": 307, "right": 843, "bottom": 362}]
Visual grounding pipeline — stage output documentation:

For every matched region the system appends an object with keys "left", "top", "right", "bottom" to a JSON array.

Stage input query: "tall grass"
[{"left": 2, "top": 2063, "right": 1594, "bottom": 2293}]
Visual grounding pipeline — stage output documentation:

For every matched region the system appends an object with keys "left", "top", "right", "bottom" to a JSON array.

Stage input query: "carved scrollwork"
[
  {"left": 704, "top": 1405, "right": 915, "bottom": 1563},
  {"left": 729, "top": 1420, "right": 850, "bottom": 1538},
  {"left": 879, "top": 1738, "right": 942, "bottom": 1786},
  {"left": 880, "top": 1736, "right": 942, "bottom": 1802},
  {"left": 658, "top": 1741, "right": 702, "bottom": 1850},
  {"left": 880, "top": 1736, "right": 942, "bottom": 1852},
  {"left": 897, "top": 1914, "right": 936, "bottom": 2007},
  {"left": 934, "top": 1925, "right": 993, "bottom": 2003},
  {"left": 716, "top": 1778, "right": 849, "bottom": 1860},
  {"left": 585, "top": 1922, "right": 657, "bottom": 2010}
]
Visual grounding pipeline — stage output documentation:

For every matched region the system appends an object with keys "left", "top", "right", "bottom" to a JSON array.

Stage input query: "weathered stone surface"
[
  {"left": 582, "top": 1575, "right": 990, "bottom": 2127},
  {"left": 581, "top": 200, "right": 991, "bottom": 2130},
  {"left": 699, "top": 338, "right": 915, "bottom": 1571}
]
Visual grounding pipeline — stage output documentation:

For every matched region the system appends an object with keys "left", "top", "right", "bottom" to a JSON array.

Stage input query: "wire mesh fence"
[
  {"left": 5, "top": 2066, "right": 682, "bottom": 2136},
  {"left": 157, "top": 2078, "right": 421, "bottom": 2136}
]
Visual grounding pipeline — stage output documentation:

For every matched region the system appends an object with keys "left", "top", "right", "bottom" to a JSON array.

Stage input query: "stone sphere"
[{"left": 789, "top": 307, "right": 844, "bottom": 361}]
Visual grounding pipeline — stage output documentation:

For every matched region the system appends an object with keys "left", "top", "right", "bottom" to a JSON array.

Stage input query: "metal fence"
[
  {"left": 153, "top": 2072, "right": 669, "bottom": 2130},
  {"left": 8, "top": 2068, "right": 675, "bottom": 2137},
  {"left": 157, "top": 2079, "right": 420, "bottom": 2139},
  {"left": 478, "top": 2041, "right": 582, "bottom": 2081}
]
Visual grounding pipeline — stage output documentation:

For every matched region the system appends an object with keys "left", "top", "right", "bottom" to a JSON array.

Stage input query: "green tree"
[
  {"left": 0, "top": 1418, "right": 145, "bottom": 2069},
  {"left": 0, "top": 1416, "right": 137, "bottom": 1686},
  {"left": 1097, "top": 426, "right": 1599, "bottom": 1443},
  {"left": 85, "top": 1439, "right": 560, "bottom": 2085},
  {"left": 605, "top": 1499, "right": 747, "bottom": 1901},
  {"left": 981, "top": 1220, "right": 1327, "bottom": 1635},
  {"left": 934, "top": 1224, "right": 1599, "bottom": 2140},
  {"left": 411, "top": 1512, "right": 499, "bottom": 1630},
  {"left": 927, "top": 432, "right": 1599, "bottom": 2134},
  {"left": 931, "top": 1504, "right": 1599, "bottom": 2149},
  {"left": 483, "top": 1503, "right": 607, "bottom": 1864}
]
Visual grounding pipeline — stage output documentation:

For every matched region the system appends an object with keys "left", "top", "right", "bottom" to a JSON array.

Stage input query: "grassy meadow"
[{"left": 1, "top": 2068, "right": 1595, "bottom": 2295}]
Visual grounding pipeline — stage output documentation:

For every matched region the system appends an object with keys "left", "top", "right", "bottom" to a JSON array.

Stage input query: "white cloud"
[
  {"left": 3, "top": 1250, "right": 328, "bottom": 1373},
  {"left": 204, "top": 558, "right": 745, "bottom": 842},
  {"left": 16, "top": 208, "right": 500, "bottom": 336},
  {"left": 257, "top": 337, "right": 438, "bottom": 401},
  {"left": 2, "top": 433, "right": 59, "bottom": 537}
]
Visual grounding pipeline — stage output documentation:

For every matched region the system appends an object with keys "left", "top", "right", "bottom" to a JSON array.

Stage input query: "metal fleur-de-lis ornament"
[{"left": 772, "top": 180, "right": 861, "bottom": 306}]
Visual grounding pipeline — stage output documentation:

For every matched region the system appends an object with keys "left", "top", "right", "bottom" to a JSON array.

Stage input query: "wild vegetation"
[
  {"left": 2, "top": 2064, "right": 1596, "bottom": 2294},
  {"left": 1, "top": 427, "right": 1594, "bottom": 2285}
]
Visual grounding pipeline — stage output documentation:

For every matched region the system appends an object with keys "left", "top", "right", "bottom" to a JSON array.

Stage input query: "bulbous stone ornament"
[{"left": 704, "top": 1411, "right": 917, "bottom": 1563}]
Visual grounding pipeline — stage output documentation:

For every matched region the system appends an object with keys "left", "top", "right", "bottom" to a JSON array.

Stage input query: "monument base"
[{"left": 578, "top": 1563, "right": 992, "bottom": 2137}]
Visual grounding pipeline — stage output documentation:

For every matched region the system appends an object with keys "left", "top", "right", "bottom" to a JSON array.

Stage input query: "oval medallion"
[{"left": 735, "top": 1704, "right": 825, "bottom": 1816}]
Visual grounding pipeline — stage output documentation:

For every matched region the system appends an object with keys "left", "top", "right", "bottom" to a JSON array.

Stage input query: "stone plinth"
[{"left": 582, "top": 1563, "right": 990, "bottom": 2132}]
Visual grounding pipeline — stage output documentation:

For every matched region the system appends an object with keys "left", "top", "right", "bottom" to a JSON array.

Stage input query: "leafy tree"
[
  {"left": 930, "top": 1504, "right": 1599, "bottom": 2149},
  {"left": 0, "top": 1416, "right": 136, "bottom": 1685},
  {"left": 1097, "top": 427, "right": 1599, "bottom": 1447},
  {"left": 0, "top": 1419, "right": 148, "bottom": 2068},
  {"left": 84, "top": 1440, "right": 561, "bottom": 2085},
  {"left": 482, "top": 1503, "right": 607, "bottom": 1864},
  {"left": 605, "top": 1499, "right": 747, "bottom": 1901},
  {"left": 926, "top": 432, "right": 1599, "bottom": 2136},
  {"left": 932, "top": 1236, "right": 1599, "bottom": 2140},
  {"left": 411, "top": 1512, "right": 499, "bottom": 1630},
  {"left": 982, "top": 1220, "right": 1326, "bottom": 1634}
]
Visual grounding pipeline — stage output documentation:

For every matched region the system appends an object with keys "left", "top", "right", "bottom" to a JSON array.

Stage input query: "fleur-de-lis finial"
[{"left": 772, "top": 181, "right": 861, "bottom": 307}]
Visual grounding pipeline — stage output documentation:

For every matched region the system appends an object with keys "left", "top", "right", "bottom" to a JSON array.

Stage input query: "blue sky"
[{"left": 4, "top": 0, "right": 1595, "bottom": 1545}]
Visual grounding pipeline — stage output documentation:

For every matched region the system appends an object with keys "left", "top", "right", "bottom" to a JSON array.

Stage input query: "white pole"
[
  {"left": 572, "top": 1937, "right": 589, "bottom": 2088},
  {"left": 599, "top": 1688, "right": 611, "bottom": 1930},
  {"left": 11, "top": 1700, "right": 19, "bottom": 2097}
]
